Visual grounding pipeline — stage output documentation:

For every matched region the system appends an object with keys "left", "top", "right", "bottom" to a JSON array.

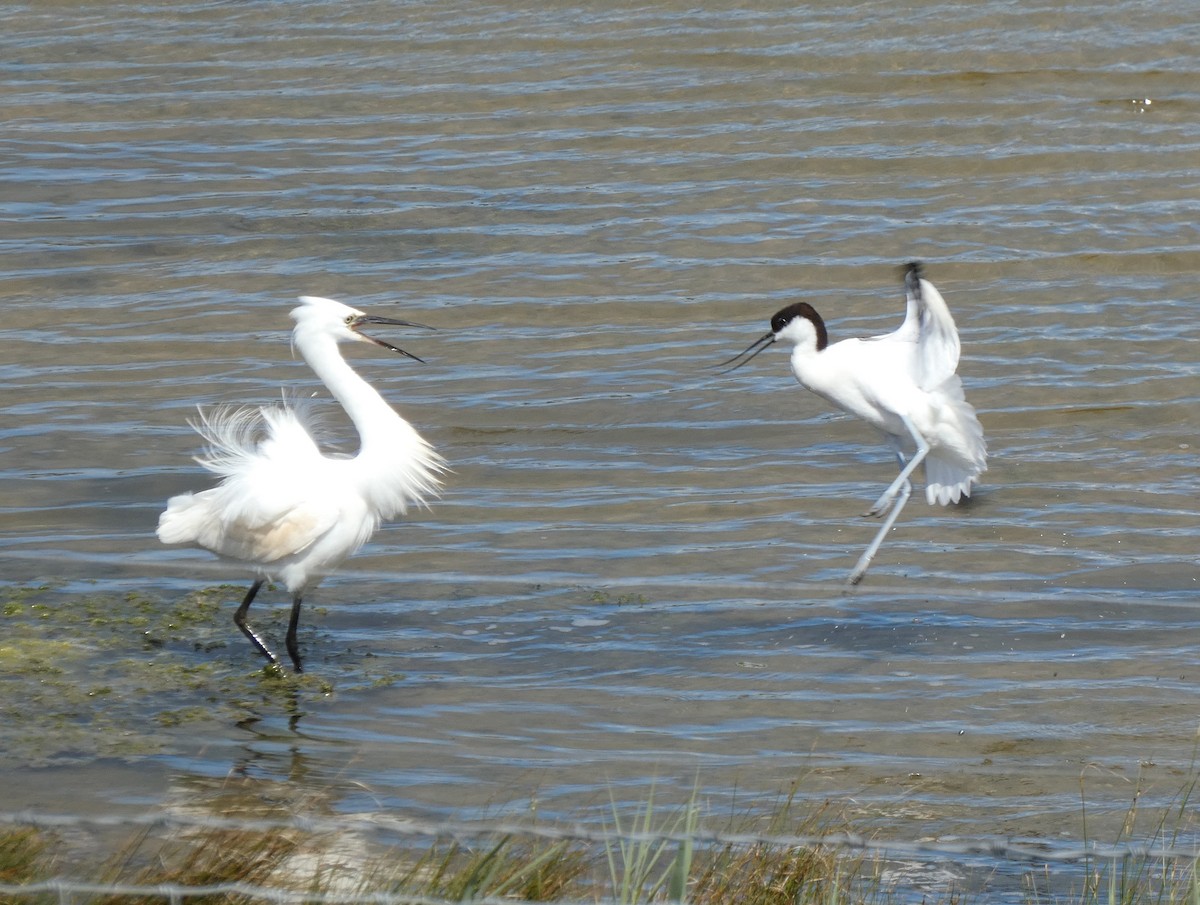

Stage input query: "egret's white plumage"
[
  {"left": 158, "top": 296, "right": 445, "bottom": 671},
  {"left": 722, "top": 263, "right": 986, "bottom": 585}
]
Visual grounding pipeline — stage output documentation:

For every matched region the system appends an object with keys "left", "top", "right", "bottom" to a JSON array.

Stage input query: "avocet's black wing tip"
[{"left": 903, "top": 261, "right": 925, "bottom": 296}]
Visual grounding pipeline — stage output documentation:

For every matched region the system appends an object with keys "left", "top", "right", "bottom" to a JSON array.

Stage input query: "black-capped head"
[
  {"left": 769, "top": 302, "right": 827, "bottom": 351},
  {"left": 716, "top": 301, "right": 828, "bottom": 373}
]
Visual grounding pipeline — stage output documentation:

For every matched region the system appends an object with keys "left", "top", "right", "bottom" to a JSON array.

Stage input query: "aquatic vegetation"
[
  {"left": 0, "top": 827, "right": 49, "bottom": 890},
  {"left": 604, "top": 787, "right": 700, "bottom": 904},
  {"left": 0, "top": 794, "right": 850, "bottom": 905},
  {"left": 688, "top": 796, "right": 855, "bottom": 905},
  {"left": 371, "top": 834, "right": 590, "bottom": 902},
  {"left": 0, "top": 584, "right": 402, "bottom": 766},
  {"left": 5, "top": 793, "right": 1200, "bottom": 905}
]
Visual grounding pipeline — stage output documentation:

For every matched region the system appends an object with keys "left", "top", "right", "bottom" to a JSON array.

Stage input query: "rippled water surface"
[{"left": 3, "top": 0, "right": 1200, "bottom": 863}]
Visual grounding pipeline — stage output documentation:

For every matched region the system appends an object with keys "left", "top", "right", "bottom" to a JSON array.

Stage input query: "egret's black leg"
[
  {"left": 285, "top": 594, "right": 304, "bottom": 673},
  {"left": 233, "top": 579, "right": 280, "bottom": 666}
]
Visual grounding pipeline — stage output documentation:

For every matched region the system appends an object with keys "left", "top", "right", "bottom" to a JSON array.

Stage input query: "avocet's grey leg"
[
  {"left": 849, "top": 474, "right": 912, "bottom": 585},
  {"left": 865, "top": 415, "right": 928, "bottom": 517}
]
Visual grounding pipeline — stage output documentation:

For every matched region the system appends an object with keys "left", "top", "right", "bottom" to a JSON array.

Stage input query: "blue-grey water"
[{"left": 3, "top": 0, "right": 1200, "bottom": 890}]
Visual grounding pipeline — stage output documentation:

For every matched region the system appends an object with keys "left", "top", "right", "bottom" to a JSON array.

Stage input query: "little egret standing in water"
[
  {"left": 721, "top": 263, "right": 986, "bottom": 585},
  {"left": 157, "top": 296, "right": 445, "bottom": 672}
]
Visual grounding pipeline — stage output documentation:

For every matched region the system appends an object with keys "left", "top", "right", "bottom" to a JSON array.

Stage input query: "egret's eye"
[{"left": 344, "top": 314, "right": 356, "bottom": 325}]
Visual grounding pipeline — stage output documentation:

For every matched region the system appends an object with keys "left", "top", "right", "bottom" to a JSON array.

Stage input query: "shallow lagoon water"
[{"left": 3, "top": 0, "right": 1200, "bottom": 878}]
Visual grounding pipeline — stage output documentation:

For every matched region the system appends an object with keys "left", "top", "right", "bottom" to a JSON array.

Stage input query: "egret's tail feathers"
[{"left": 156, "top": 490, "right": 212, "bottom": 546}]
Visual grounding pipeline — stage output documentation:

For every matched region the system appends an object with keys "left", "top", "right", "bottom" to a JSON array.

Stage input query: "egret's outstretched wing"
[{"left": 905, "top": 264, "right": 961, "bottom": 389}]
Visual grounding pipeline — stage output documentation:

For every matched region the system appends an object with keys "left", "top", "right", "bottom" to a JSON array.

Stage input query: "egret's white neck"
[{"left": 296, "top": 332, "right": 411, "bottom": 452}]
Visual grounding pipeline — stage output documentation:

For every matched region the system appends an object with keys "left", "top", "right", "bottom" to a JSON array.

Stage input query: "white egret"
[
  {"left": 721, "top": 263, "right": 986, "bottom": 585},
  {"left": 157, "top": 296, "right": 445, "bottom": 672}
]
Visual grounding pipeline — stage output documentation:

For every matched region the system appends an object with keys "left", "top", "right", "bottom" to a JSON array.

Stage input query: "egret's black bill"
[
  {"left": 352, "top": 315, "right": 435, "bottom": 362},
  {"left": 358, "top": 314, "right": 435, "bottom": 331},
  {"left": 714, "top": 331, "right": 775, "bottom": 373}
]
